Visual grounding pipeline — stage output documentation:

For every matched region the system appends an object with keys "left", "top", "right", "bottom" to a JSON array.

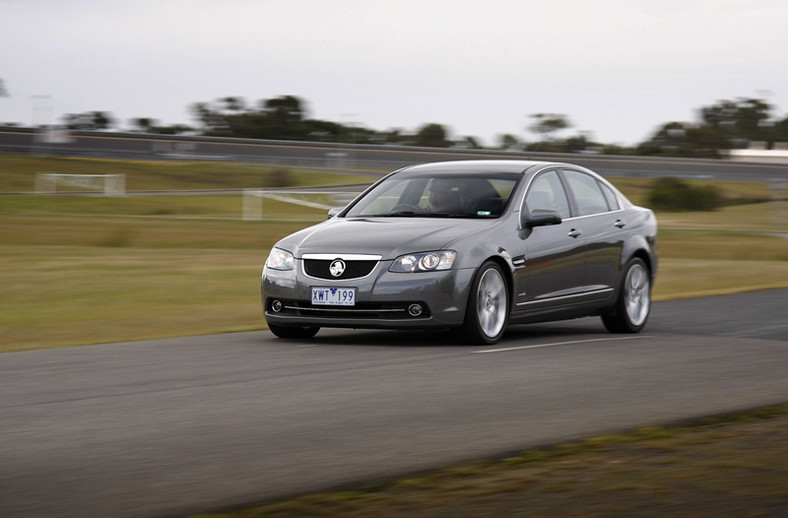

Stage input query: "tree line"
[
  {"left": 109, "top": 95, "right": 788, "bottom": 158},
  {"left": 2, "top": 77, "right": 787, "bottom": 158}
]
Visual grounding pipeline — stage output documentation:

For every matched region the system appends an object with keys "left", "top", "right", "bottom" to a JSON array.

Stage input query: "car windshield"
[{"left": 344, "top": 172, "right": 519, "bottom": 218}]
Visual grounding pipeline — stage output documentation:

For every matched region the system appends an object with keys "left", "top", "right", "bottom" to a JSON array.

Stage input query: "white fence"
[
  {"left": 242, "top": 189, "right": 360, "bottom": 221},
  {"left": 35, "top": 172, "right": 126, "bottom": 196}
]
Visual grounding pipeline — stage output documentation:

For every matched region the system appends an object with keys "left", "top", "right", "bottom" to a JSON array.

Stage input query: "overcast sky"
[{"left": 1, "top": 0, "right": 786, "bottom": 146}]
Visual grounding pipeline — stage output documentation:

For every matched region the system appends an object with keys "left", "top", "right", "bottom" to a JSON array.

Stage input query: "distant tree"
[
  {"left": 774, "top": 115, "right": 788, "bottom": 142},
  {"left": 415, "top": 123, "right": 449, "bottom": 147},
  {"left": 451, "top": 136, "right": 481, "bottom": 149},
  {"left": 190, "top": 102, "right": 211, "bottom": 126},
  {"left": 498, "top": 134, "right": 520, "bottom": 149},
  {"left": 382, "top": 128, "right": 405, "bottom": 145},
  {"left": 62, "top": 111, "right": 114, "bottom": 130},
  {"left": 637, "top": 122, "right": 693, "bottom": 157},
  {"left": 90, "top": 111, "right": 114, "bottom": 130},
  {"left": 564, "top": 134, "right": 593, "bottom": 153},
  {"left": 460, "top": 136, "right": 481, "bottom": 149},
  {"left": 151, "top": 124, "right": 194, "bottom": 135},
  {"left": 683, "top": 125, "right": 731, "bottom": 157},
  {"left": 528, "top": 113, "right": 572, "bottom": 140},
  {"left": 636, "top": 121, "right": 729, "bottom": 159},
  {"left": 338, "top": 123, "right": 377, "bottom": 144},
  {"left": 0, "top": 78, "right": 8, "bottom": 97},
  {"left": 638, "top": 96, "right": 786, "bottom": 158},
  {"left": 700, "top": 97, "right": 773, "bottom": 142},
  {"left": 208, "top": 95, "right": 310, "bottom": 140},
  {"left": 190, "top": 102, "right": 228, "bottom": 132},
  {"left": 220, "top": 96, "right": 246, "bottom": 113},
  {"left": 262, "top": 95, "right": 305, "bottom": 126},
  {"left": 305, "top": 119, "right": 342, "bottom": 142},
  {"left": 130, "top": 118, "right": 156, "bottom": 132}
]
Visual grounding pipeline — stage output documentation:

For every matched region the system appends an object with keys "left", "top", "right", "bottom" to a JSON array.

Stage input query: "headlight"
[
  {"left": 390, "top": 251, "right": 456, "bottom": 273},
  {"left": 265, "top": 248, "right": 295, "bottom": 271}
]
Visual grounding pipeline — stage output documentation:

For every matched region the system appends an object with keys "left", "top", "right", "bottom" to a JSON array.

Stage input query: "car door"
[
  {"left": 512, "top": 169, "right": 587, "bottom": 313},
  {"left": 561, "top": 169, "right": 625, "bottom": 296}
]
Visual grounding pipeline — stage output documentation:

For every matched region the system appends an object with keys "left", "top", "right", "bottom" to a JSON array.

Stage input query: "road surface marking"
[{"left": 473, "top": 335, "right": 652, "bottom": 354}]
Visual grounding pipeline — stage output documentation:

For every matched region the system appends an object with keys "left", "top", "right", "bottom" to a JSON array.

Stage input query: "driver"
[{"left": 428, "top": 180, "right": 464, "bottom": 213}]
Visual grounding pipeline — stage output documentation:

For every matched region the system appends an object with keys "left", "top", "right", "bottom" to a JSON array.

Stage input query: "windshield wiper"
[
  {"left": 423, "top": 212, "right": 470, "bottom": 218},
  {"left": 367, "top": 211, "right": 475, "bottom": 218},
  {"left": 365, "top": 211, "right": 421, "bottom": 217}
]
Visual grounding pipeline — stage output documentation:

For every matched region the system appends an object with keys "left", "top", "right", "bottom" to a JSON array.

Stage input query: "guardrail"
[{"left": 2, "top": 127, "right": 787, "bottom": 183}]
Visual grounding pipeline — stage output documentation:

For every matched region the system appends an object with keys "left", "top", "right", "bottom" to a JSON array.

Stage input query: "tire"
[
  {"left": 460, "top": 261, "right": 509, "bottom": 345},
  {"left": 268, "top": 323, "right": 320, "bottom": 339},
  {"left": 602, "top": 257, "right": 651, "bottom": 333}
]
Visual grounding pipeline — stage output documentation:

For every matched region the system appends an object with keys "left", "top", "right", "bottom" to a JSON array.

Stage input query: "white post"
[
  {"left": 35, "top": 172, "right": 56, "bottom": 194},
  {"left": 105, "top": 174, "right": 126, "bottom": 196},
  {"left": 771, "top": 180, "right": 785, "bottom": 229},
  {"left": 243, "top": 189, "right": 262, "bottom": 221}
]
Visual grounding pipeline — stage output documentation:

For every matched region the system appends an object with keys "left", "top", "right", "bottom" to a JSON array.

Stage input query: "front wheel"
[
  {"left": 268, "top": 324, "right": 320, "bottom": 339},
  {"left": 602, "top": 257, "right": 651, "bottom": 333},
  {"left": 460, "top": 261, "right": 509, "bottom": 345}
]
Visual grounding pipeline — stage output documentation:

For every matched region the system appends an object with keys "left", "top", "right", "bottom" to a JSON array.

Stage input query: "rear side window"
[
  {"left": 599, "top": 182, "right": 621, "bottom": 211},
  {"left": 562, "top": 170, "right": 611, "bottom": 216}
]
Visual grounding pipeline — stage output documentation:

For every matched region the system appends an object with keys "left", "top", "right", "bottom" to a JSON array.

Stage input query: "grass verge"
[{"left": 192, "top": 404, "right": 788, "bottom": 517}]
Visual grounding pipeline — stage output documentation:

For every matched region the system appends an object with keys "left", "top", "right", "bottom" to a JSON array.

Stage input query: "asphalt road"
[{"left": 1, "top": 289, "right": 786, "bottom": 518}]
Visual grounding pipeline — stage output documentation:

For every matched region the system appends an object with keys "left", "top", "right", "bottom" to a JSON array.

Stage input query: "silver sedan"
[{"left": 262, "top": 160, "right": 657, "bottom": 345}]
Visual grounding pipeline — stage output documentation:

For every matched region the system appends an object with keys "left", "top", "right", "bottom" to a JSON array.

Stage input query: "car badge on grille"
[{"left": 329, "top": 259, "right": 346, "bottom": 277}]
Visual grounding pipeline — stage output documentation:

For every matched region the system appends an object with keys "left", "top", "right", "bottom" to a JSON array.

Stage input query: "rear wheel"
[
  {"left": 460, "top": 261, "right": 509, "bottom": 345},
  {"left": 602, "top": 257, "right": 651, "bottom": 333},
  {"left": 268, "top": 324, "right": 320, "bottom": 339}
]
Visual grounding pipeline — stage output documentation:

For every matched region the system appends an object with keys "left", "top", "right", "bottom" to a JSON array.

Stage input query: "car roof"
[{"left": 398, "top": 159, "right": 553, "bottom": 175}]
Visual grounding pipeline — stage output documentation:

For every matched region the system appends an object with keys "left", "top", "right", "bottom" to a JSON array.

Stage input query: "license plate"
[{"left": 311, "top": 287, "right": 356, "bottom": 306}]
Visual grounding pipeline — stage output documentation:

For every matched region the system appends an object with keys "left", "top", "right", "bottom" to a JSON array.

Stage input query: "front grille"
[{"left": 304, "top": 259, "right": 378, "bottom": 280}]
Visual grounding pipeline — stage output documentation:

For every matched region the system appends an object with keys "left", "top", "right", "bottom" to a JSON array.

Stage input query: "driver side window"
[{"left": 525, "top": 170, "right": 571, "bottom": 219}]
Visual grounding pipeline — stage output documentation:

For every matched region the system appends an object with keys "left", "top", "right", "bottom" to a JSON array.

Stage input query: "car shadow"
[
  {"left": 299, "top": 318, "right": 609, "bottom": 348},
  {"left": 307, "top": 329, "right": 467, "bottom": 347}
]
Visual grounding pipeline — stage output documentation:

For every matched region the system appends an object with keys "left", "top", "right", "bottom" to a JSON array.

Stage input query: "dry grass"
[
  {"left": 0, "top": 210, "right": 330, "bottom": 351},
  {"left": 192, "top": 405, "right": 788, "bottom": 518},
  {"left": 0, "top": 245, "right": 265, "bottom": 351},
  {"left": 0, "top": 154, "right": 367, "bottom": 191}
]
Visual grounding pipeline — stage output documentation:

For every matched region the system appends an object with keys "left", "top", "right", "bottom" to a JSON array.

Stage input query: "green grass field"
[{"left": 1, "top": 155, "right": 786, "bottom": 352}]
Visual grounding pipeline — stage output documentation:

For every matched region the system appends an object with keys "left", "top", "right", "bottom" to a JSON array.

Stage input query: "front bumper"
[{"left": 262, "top": 260, "right": 475, "bottom": 330}]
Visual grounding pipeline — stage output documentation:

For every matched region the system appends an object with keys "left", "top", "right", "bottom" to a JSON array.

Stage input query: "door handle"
[
  {"left": 614, "top": 220, "right": 626, "bottom": 229},
  {"left": 568, "top": 229, "right": 583, "bottom": 238}
]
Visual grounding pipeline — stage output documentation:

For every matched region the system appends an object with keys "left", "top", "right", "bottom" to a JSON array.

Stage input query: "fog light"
[
  {"left": 408, "top": 303, "right": 423, "bottom": 317},
  {"left": 271, "top": 300, "right": 283, "bottom": 313}
]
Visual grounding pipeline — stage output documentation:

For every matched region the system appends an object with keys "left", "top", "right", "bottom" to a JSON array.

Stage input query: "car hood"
[{"left": 278, "top": 217, "right": 496, "bottom": 259}]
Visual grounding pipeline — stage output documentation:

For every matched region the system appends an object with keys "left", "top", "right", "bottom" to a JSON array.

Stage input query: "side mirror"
[
  {"left": 327, "top": 207, "right": 342, "bottom": 219},
  {"left": 523, "top": 209, "right": 562, "bottom": 228}
]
